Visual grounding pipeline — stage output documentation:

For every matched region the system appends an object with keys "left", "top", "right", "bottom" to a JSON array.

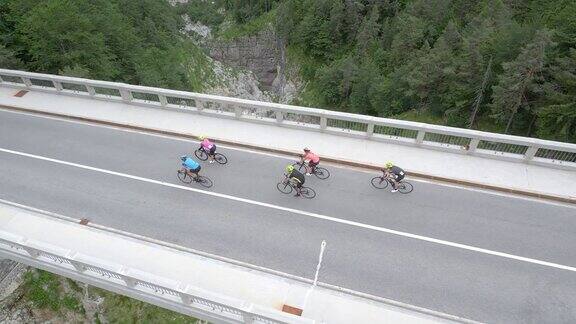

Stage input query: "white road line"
[
  {"left": 2, "top": 107, "right": 574, "bottom": 208},
  {"left": 2, "top": 146, "right": 576, "bottom": 273}
]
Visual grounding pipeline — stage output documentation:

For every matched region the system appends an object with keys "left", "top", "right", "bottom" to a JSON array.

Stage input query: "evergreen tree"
[
  {"left": 491, "top": 29, "right": 555, "bottom": 133},
  {"left": 537, "top": 48, "right": 576, "bottom": 142}
]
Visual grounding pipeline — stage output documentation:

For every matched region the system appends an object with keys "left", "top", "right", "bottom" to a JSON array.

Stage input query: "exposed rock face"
[
  {"left": 0, "top": 259, "right": 26, "bottom": 302},
  {"left": 208, "top": 29, "right": 278, "bottom": 91}
]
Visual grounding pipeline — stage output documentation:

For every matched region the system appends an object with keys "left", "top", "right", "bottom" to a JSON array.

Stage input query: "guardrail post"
[
  {"left": 159, "top": 94, "right": 168, "bottom": 106},
  {"left": 119, "top": 88, "right": 133, "bottom": 102},
  {"left": 178, "top": 284, "right": 192, "bottom": 304},
  {"left": 366, "top": 123, "right": 374, "bottom": 137},
  {"left": 196, "top": 100, "right": 204, "bottom": 111},
  {"left": 524, "top": 146, "right": 539, "bottom": 161},
  {"left": 242, "top": 303, "right": 255, "bottom": 324},
  {"left": 53, "top": 81, "right": 63, "bottom": 91},
  {"left": 467, "top": 138, "right": 480, "bottom": 153},
  {"left": 320, "top": 116, "right": 327, "bottom": 130},
  {"left": 276, "top": 111, "right": 284, "bottom": 124},
  {"left": 86, "top": 85, "right": 96, "bottom": 96},
  {"left": 65, "top": 252, "right": 86, "bottom": 272},
  {"left": 23, "top": 247, "right": 40, "bottom": 258},
  {"left": 119, "top": 267, "right": 137, "bottom": 288},
  {"left": 0, "top": 75, "right": 4, "bottom": 83},
  {"left": 22, "top": 77, "right": 33, "bottom": 88},
  {"left": 235, "top": 105, "right": 242, "bottom": 119},
  {"left": 416, "top": 130, "right": 426, "bottom": 144}
]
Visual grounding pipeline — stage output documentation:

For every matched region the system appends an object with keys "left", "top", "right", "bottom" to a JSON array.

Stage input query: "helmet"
[
  {"left": 198, "top": 135, "right": 206, "bottom": 140},
  {"left": 303, "top": 147, "right": 310, "bottom": 152},
  {"left": 385, "top": 161, "right": 394, "bottom": 169},
  {"left": 285, "top": 165, "right": 295, "bottom": 173},
  {"left": 180, "top": 155, "right": 187, "bottom": 161}
]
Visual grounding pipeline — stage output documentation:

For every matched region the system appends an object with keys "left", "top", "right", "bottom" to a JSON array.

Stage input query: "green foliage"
[
  {"left": 0, "top": 0, "right": 211, "bottom": 91},
  {"left": 537, "top": 48, "right": 576, "bottom": 142},
  {"left": 181, "top": 0, "right": 224, "bottom": 28},
  {"left": 218, "top": 8, "right": 277, "bottom": 40},
  {"left": 270, "top": 0, "right": 576, "bottom": 142},
  {"left": 490, "top": 29, "right": 554, "bottom": 134},
  {"left": 22, "top": 270, "right": 62, "bottom": 311}
]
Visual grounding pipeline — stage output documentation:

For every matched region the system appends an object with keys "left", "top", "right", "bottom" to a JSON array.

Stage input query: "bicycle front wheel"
[
  {"left": 276, "top": 181, "right": 293, "bottom": 194},
  {"left": 177, "top": 170, "right": 193, "bottom": 184},
  {"left": 196, "top": 176, "right": 213, "bottom": 188},
  {"left": 194, "top": 149, "right": 208, "bottom": 161},
  {"left": 300, "top": 187, "right": 316, "bottom": 199},
  {"left": 214, "top": 153, "right": 228, "bottom": 165},
  {"left": 314, "top": 167, "right": 330, "bottom": 180},
  {"left": 398, "top": 181, "right": 413, "bottom": 194},
  {"left": 371, "top": 176, "right": 388, "bottom": 189}
]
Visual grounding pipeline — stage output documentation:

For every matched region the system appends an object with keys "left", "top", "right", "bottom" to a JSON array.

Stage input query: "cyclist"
[
  {"left": 180, "top": 155, "right": 201, "bottom": 180},
  {"left": 382, "top": 161, "right": 405, "bottom": 193},
  {"left": 285, "top": 164, "right": 305, "bottom": 196},
  {"left": 199, "top": 135, "right": 217, "bottom": 164},
  {"left": 301, "top": 147, "right": 320, "bottom": 176}
]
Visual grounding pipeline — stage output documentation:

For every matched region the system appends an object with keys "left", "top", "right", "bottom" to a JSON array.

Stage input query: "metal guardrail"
[
  {"left": 0, "top": 231, "right": 312, "bottom": 324},
  {"left": 1, "top": 68, "right": 575, "bottom": 170}
]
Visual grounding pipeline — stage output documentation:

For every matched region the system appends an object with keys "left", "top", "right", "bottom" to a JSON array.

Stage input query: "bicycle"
[
  {"left": 276, "top": 176, "right": 316, "bottom": 199},
  {"left": 370, "top": 172, "right": 413, "bottom": 194},
  {"left": 194, "top": 147, "right": 228, "bottom": 165},
  {"left": 292, "top": 159, "right": 330, "bottom": 180},
  {"left": 177, "top": 169, "right": 213, "bottom": 188}
]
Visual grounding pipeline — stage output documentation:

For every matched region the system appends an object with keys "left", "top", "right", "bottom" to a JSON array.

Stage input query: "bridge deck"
[{"left": 0, "top": 105, "right": 575, "bottom": 322}]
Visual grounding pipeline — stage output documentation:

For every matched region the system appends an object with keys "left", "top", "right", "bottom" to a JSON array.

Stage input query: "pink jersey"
[
  {"left": 303, "top": 152, "right": 320, "bottom": 163},
  {"left": 201, "top": 139, "right": 214, "bottom": 150}
]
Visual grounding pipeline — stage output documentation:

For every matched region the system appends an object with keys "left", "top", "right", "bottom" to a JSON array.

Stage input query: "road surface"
[{"left": 1, "top": 109, "right": 575, "bottom": 323}]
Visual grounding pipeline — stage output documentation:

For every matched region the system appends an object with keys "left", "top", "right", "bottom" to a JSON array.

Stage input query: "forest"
[{"left": 1, "top": 0, "right": 575, "bottom": 143}]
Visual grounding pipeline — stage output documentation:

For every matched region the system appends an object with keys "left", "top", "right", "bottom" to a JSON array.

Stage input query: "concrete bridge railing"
[
  {"left": 0, "top": 230, "right": 313, "bottom": 324},
  {"left": 1, "top": 68, "right": 575, "bottom": 170}
]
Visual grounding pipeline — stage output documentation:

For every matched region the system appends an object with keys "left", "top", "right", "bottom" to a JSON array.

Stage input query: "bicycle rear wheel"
[
  {"left": 277, "top": 181, "right": 293, "bottom": 194},
  {"left": 371, "top": 176, "right": 388, "bottom": 189},
  {"left": 398, "top": 181, "right": 413, "bottom": 194},
  {"left": 194, "top": 149, "right": 208, "bottom": 161},
  {"left": 177, "top": 170, "right": 193, "bottom": 184},
  {"left": 214, "top": 153, "right": 228, "bottom": 165},
  {"left": 314, "top": 167, "right": 330, "bottom": 180},
  {"left": 196, "top": 176, "right": 213, "bottom": 188},
  {"left": 300, "top": 187, "right": 316, "bottom": 199}
]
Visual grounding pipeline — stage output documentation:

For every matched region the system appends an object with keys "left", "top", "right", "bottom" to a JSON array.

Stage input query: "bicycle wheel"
[
  {"left": 300, "top": 187, "right": 316, "bottom": 199},
  {"left": 313, "top": 167, "right": 330, "bottom": 180},
  {"left": 276, "top": 181, "right": 293, "bottom": 194},
  {"left": 371, "top": 176, "right": 388, "bottom": 189},
  {"left": 177, "top": 170, "right": 193, "bottom": 184},
  {"left": 196, "top": 176, "right": 213, "bottom": 188},
  {"left": 214, "top": 153, "right": 228, "bottom": 165},
  {"left": 398, "top": 181, "right": 413, "bottom": 194},
  {"left": 194, "top": 149, "right": 208, "bottom": 161}
]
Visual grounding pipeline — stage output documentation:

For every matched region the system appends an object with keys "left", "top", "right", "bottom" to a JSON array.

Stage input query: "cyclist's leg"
[
  {"left": 295, "top": 182, "right": 303, "bottom": 196},
  {"left": 209, "top": 145, "right": 216, "bottom": 162},
  {"left": 190, "top": 166, "right": 201, "bottom": 180},
  {"left": 310, "top": 161, "right": 318, "bottom": 173}
]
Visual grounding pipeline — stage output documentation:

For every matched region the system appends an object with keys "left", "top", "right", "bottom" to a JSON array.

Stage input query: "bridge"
[{"left": 0, "top": 69, "right": 575, "bottom": 323}]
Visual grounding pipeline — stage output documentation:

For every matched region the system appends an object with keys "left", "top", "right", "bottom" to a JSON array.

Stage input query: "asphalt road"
[{"left": 1, "top": 109, "right": 575, "bottom": 323}]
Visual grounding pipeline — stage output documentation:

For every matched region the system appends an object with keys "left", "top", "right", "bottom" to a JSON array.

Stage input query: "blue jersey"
[{"left": 182, "top": 157, "right": 200, "bottom": 170}]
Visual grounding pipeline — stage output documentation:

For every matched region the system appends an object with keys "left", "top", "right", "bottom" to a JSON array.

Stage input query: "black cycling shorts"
[
  {"left": 394, "top": 173, "right": 404, "bottom": 182},
  {"left": 189, "top": 165, "right": 201, "bottom": 173},
  {"left": 308, "top": 160, "right": 319, "bottom": 167},
  {"left": 209, "top": 145, "right": 216, "bottom": 155}
]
